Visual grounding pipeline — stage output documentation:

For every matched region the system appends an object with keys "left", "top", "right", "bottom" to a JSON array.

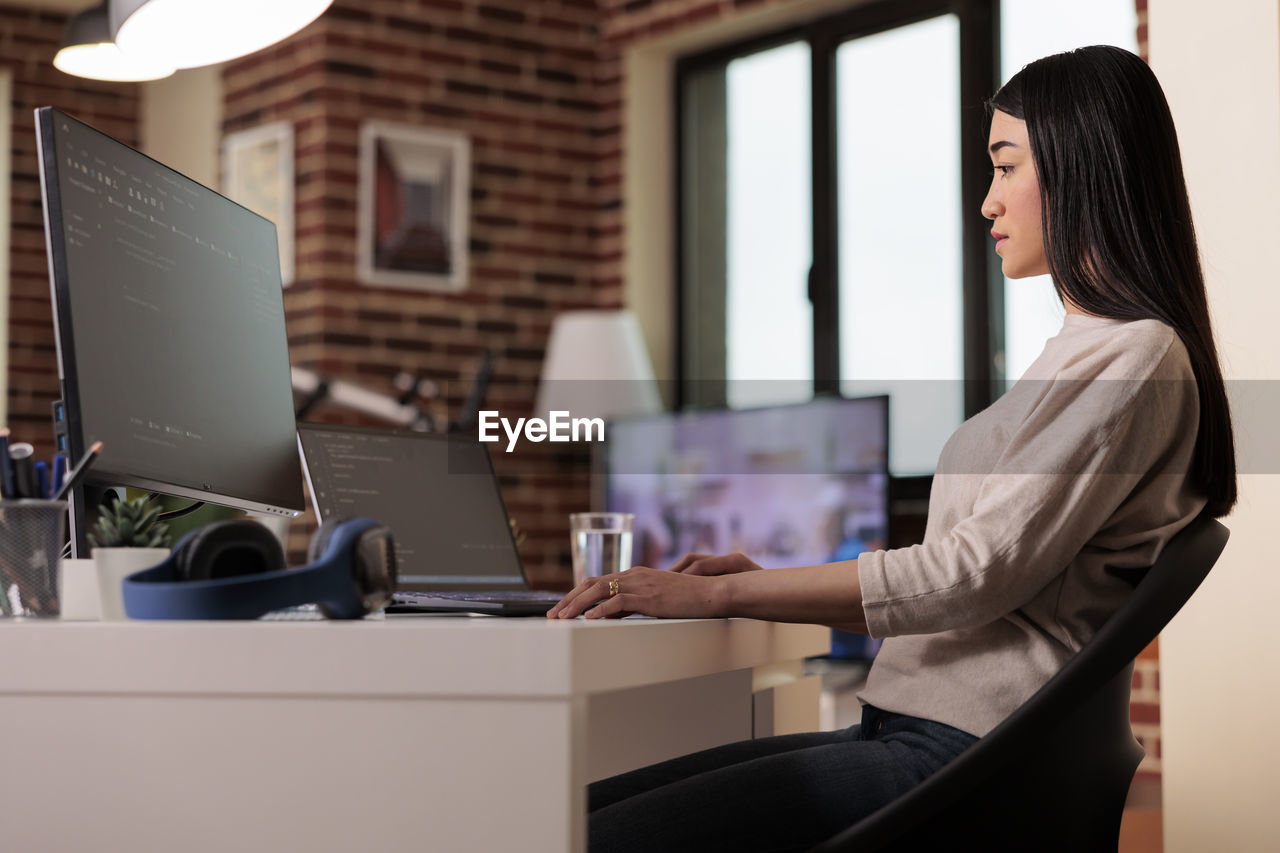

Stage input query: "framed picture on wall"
[
  {"left": 221, "top": 121, "right": 294, "bottom": 286},
  {"left": 357, "top": 122, "right": 471, "bottom": 291}
]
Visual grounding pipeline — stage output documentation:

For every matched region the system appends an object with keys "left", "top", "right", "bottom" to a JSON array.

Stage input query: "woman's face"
[{"left": 982, "top": 110, "right": 1050, "bottom": 279}]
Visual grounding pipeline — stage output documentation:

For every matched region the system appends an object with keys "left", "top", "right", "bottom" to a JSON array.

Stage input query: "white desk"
[{"left": 0, "top": 616, "right": 827, "bottom": 852}]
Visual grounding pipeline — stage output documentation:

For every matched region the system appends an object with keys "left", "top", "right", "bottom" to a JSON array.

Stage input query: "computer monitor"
[
  {"left": 604, "top": 396, "right": 890, "bottom": 573},
  {"left": 35, "top": 108, "right": 304, "bottom": 555}
]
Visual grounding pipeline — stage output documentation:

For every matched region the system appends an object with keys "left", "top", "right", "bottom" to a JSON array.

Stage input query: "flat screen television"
[
  {"left": 604, "top": 396, "right": 889, "bottom": 573},
  {"left": 604, "top": 396, "right": 890, "bottom": 658},
  {"left": 35, "top": 108, "right": 304, "bottom": 555}
]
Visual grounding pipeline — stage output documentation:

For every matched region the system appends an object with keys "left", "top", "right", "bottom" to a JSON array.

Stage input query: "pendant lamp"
[
  {"left": 53, "top": 2, "right": 174, "bottom": 82},
  {"left": 110, "top": 0, "right": 334, "bottom": 70}
]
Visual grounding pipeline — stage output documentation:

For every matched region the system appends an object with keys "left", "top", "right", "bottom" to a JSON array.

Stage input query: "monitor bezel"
[{"left": 35, "top": 107, "right": 304, "bottom": 556}]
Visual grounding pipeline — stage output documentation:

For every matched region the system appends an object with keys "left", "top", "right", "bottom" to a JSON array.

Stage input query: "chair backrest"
[{"left": 809, "top": 513, "right": 1230, "bottom": 853}]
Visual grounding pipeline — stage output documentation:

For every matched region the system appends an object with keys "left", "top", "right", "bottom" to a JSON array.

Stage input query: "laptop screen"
[{"left": 297, "top": 424, "right": 529, "bottom": 591}]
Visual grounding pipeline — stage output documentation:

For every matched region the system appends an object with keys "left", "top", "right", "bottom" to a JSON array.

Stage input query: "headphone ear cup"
[
  {"left": 170, "top": 526, "right": 211, "bottom": 580},
  {"left": 178, "top": 520, "right": 286, "bottom": 581},
  {"left": 307, "top": 518, "right": 397, "bottom": 618},
  {"left": 308, "top": 517, "right": 351, "bottom": 565},
  {"left": 352, "top": 524, "right": 397, "bottom": 604}
]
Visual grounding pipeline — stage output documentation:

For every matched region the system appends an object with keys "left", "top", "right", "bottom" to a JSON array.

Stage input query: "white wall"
[
  {"left": 623, "top": 48, "right": 674, "bottom": 395},
  {"left": 1149, "top": 2, "right": 1280, "bottom": 850},
  {"left": 139, "top": 66, "right": 222, "bottom": 190}
]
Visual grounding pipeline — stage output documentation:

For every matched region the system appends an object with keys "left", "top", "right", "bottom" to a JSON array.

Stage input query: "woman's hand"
[
  {"left": 546, "top": 555, "right": 869, "bottom": 633},
  {"left": 546, "top": 566, "right": 729, "bottom": 620},
  {"left": 669, "top": 551, "right": 764, "bottom": 576}
]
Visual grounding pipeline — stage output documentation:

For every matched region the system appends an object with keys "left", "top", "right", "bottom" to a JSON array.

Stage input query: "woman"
[{"left": 549, "top": 45, "right": 1236, "bottom": 851}]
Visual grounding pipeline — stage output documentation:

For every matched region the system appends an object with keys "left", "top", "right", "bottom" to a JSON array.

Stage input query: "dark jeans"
[{"left": 588, "top": 704, "right": 978, "bottom": 853}]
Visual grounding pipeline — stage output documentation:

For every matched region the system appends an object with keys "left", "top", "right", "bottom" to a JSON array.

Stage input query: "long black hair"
[{"left": 989, "top": 45, "right": 1236, "bottom": 517}]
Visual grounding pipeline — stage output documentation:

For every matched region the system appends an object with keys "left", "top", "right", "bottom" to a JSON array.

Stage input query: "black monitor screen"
[
  {"left": 604, "top": 396, "right": 890, "bottom": 572},
  {"left": 36, "top": 108, "right": 303, "bottom": 550},
  {"left": 297, "top": 424, "right": 528, "bottom": 591}
]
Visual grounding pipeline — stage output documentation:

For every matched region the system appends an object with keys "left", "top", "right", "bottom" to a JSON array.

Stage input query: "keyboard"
[
  {"left": 260, "top": 604, "right": 385, "bottom": 621},
  {"left": 400, "top": 590, "right": 564, "bottom": 603},
  {"left": 388, "top": 589, "right": 564, "bottom": 616},
  {"left": 260, "top": 604, "right": 325, "bottom": 621}
]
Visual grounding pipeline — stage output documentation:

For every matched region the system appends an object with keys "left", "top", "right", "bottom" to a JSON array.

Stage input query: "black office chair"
[{"left": 809, "top": 513, "right": 1230, "bottom": 853}]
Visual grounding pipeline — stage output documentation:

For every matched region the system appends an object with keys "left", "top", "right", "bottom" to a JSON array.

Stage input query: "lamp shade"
[
  {"left": 534, "top": 310, "right": 662, "bottom": 423},
  {"left": 111, "top": 0, "right": 334, "bottom": 70},
  {"left": 53, "top": 2, "right": 174, "bottom": 82}
]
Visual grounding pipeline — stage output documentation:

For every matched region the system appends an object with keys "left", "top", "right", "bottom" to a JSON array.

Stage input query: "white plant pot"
[
  {"left": 58, "top": 558, "right": 101, "bottom": 621},
  {"left": 93, "top": 547, "right": 170, "bottom": 621}
]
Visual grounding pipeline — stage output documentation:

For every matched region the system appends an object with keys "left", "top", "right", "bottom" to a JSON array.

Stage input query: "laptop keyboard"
[
  {"left": 396, "top": 590, "right": 563, "bottom": 603},
  {"left": 260, "top": 604, "right": 324, "bottom": 620}
]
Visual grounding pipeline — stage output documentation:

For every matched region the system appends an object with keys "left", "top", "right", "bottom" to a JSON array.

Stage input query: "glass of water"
[{"left": 569, "top": 512, "right": 634, "bottom": 587}]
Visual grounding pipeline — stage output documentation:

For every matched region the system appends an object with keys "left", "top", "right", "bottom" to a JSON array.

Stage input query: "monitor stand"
[{"left": 68, "top": 484, "right": 115, "bottom": 559}]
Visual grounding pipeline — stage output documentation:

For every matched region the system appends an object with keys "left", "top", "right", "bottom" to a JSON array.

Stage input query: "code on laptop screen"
[{"left": 298, "top": 425, "right": 528, "bottom": 591}]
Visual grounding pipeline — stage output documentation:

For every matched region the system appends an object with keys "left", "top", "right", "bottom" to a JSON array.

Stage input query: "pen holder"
[{"left": 0, "top": 500, "right": 67, "bottom": 617}]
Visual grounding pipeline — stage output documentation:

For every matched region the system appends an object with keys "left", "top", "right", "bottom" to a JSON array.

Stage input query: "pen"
[
  {"left": 53, "top": 440, "right": 104, "bottom": 503},
  {"left": 0, "top": 428, "right": 13, "bottom": 499},
  {"left": 35, "top": 460, "right": 49, "bottom": 500},
  {"left": 52, "top": 453, "right": 67, "bottom": 499},
  {"left": 10, "top": 443, "right": 36, "bottom": 500}
]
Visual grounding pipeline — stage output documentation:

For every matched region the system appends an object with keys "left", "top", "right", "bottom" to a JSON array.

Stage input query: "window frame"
[{"left": 672, "top": 0, "right": 1003, "bottom": 420}]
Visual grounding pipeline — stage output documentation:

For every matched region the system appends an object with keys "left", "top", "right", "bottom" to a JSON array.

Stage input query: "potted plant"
[{"left": 90, "top": 495, "right": 172, "bottom": 620}]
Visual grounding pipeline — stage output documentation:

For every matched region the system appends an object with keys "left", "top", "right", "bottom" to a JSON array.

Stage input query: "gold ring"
[{"left": 608, "top": 578, "right": 620, "bottom": 598}]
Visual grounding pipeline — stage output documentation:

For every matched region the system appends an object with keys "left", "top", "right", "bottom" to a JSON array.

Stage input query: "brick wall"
[
  {"left": 1132, "top": 638, "right": 1162, "bottom": 778},
  {"left": 1136, "top": 0, "right": 1148, "bottom": 57},
  {"left": 220, "top": 0, "right": 607, "bottom": 583},
  {"left": 1, "top": 3, "right": 140, "bottom": 452}
]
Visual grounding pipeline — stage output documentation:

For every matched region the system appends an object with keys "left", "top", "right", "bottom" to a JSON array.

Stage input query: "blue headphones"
[{"left": 122, "top": 517, "right": 397, "bottom": 620}]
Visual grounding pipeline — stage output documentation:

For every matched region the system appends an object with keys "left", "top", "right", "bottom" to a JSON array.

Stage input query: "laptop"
[{"left": 297, "top": 423, "right": 565, "bottom": 615}]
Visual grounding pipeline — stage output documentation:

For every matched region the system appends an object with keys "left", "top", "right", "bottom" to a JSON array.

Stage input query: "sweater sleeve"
[{"left": 859, "top": 335, "right": 1194, "bottom": 638}]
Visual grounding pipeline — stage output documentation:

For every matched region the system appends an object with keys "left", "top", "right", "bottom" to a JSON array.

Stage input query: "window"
[
  {"left": 677, "top": 0, "right": 1138, "bottom": 474},
  {"left": 726, "top": 42, "right": 813, "bottom": 410},
  {"left": 836, "top": 15, "right": 965, "bottom": 476},
  {"left": 677, "top": 0, "right": 1000, "bottom": 477},
  {"left": 999, "top": 0, "right": 1139, "bottom": 382}
]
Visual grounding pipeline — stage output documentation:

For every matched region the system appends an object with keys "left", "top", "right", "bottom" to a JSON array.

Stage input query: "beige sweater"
[{"left": 857, "top": 314, "right": 1206, "bottom": 737}]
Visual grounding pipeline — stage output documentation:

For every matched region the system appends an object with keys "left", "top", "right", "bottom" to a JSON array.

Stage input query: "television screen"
[{"left": 604, "top": 396, "right": 889, "bottom": 573}]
